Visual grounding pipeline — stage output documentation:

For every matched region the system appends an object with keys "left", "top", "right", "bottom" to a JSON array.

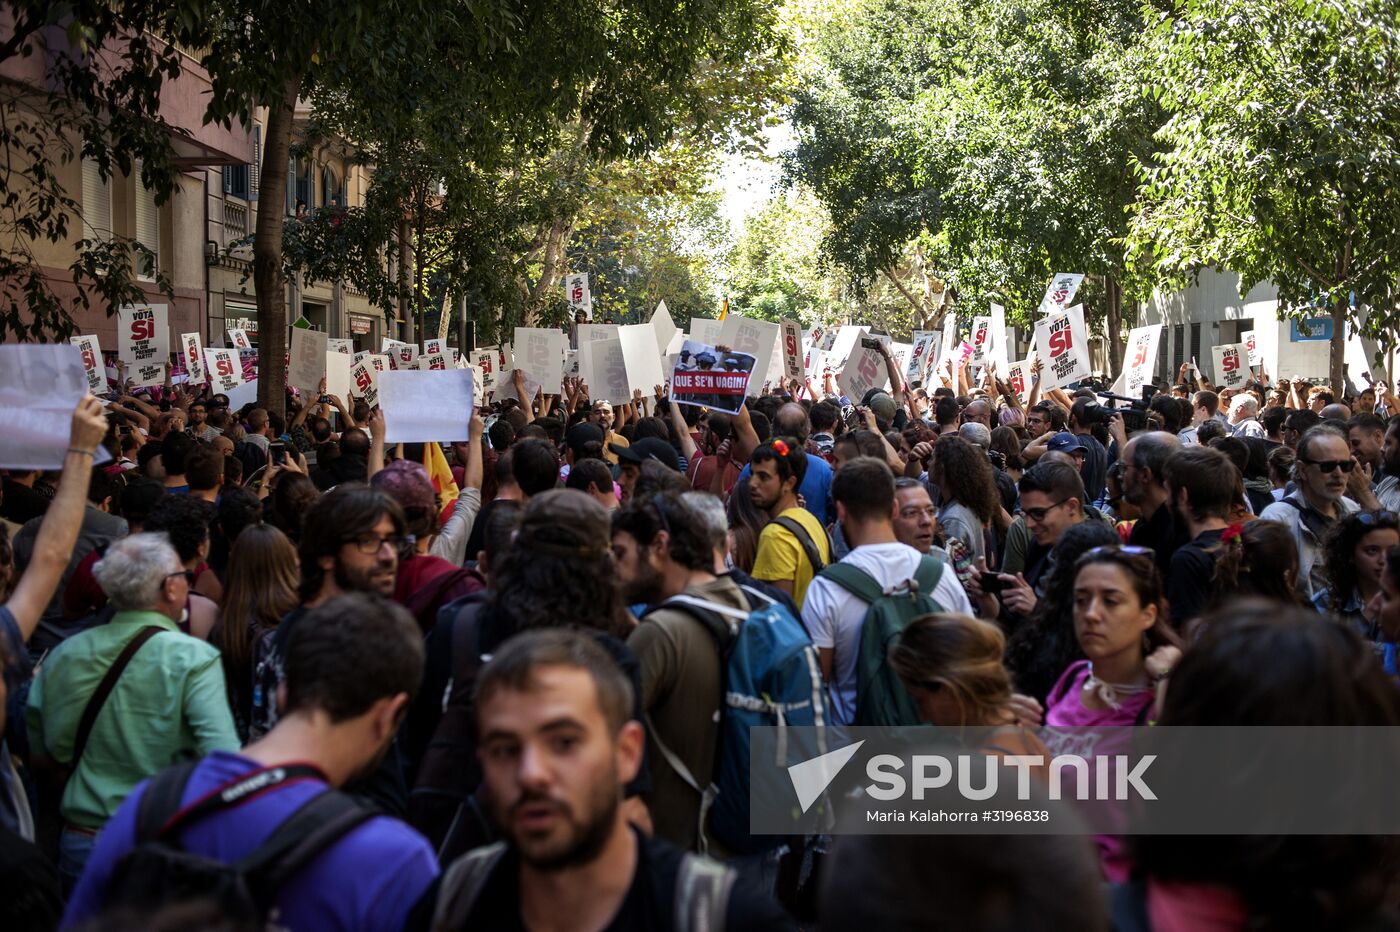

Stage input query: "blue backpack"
[{"left": 644, "top": 584, "right": 829, "bottom": 855}]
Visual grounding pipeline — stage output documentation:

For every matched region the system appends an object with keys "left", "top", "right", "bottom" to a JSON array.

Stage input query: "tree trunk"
[
  {"left": 1330, "top": 296, "right": 1347, "bottom": 392},
  {"left": 253, "top": 74, "right": 302, "bottom": 419},
  {"left": 414, "top": 189, "right": 427, "bottom": 341},
  {"left": 1105, "top": 275, "right": 1124, "bottom": 378},
  {"left": 397, "top": 220, "right": 411, "bottom": 342}
]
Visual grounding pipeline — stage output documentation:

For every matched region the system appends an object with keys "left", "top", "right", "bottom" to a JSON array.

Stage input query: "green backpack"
[{"left": 818, "top": 554, "right": 947, "bottom": 726}]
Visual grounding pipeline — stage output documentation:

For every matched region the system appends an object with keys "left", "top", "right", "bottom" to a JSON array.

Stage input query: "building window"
[
  {"left": 81, "top": 157, "right": 111, "bottom": 241},
  {"left": 134, "top": 160, "right": 160, "bottom": 281},
  {"left": 223, "top": 162, "right": 251, "bottom": 200},
  {"left": 321, "top": 166, "right": 344, "bottom": 209},
  {"left": 287, "top": 155, "right": 313, "bottom": 216}
]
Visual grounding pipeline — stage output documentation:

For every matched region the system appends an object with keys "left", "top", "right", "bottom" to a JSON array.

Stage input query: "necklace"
[{"left": 1082, "top": 663, "right": 1150, "bottom": 710}]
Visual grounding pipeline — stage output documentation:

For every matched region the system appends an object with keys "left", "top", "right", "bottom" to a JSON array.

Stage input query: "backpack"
[
  {"left": 101, "top": 762, "right": 373, "bottom": 927},
  {"left": 818, "top": 554, "right": 947, "bottom": 727},
  {"left": 771, "top": 515, "right": 829, "bottom": 576},
  {"left": 644, "top": 584, "right": 829, "bottom": 855},
  {"left": 429, "top": 841, "right": 736, "bottom": 932},
  {"left": 399, "top": 563, "right": 484, "bottom": 635}
]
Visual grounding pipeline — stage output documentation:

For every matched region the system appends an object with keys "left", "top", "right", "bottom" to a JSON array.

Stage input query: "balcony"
[{"left": 223, "top": 202, "right": 248, "bottom": 244}]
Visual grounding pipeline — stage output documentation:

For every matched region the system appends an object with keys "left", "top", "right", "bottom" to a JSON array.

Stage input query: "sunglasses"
[
  {"left": 1084, "top": 545, "right": 1155, "bottom": 559},
  {"left": 1356, "top": 511, "right": 1399, "bottom": 527},
  {"left": 1300, "top": 458, "right": 1355, "bottom": 474}
]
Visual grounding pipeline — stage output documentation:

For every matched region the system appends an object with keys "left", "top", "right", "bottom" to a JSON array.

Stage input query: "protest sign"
[
  {"left": 71, "top": 335, "right": 105, "bottom": 394},
  {"left": 494, "top": 369, "right": 544, "bottom": 405},
  {"left": 382, "top": 337, "right": 408, "bottom": 355},
  {"left": 423, "top": 338, "right": 446, "bottom": 357},
  {"left": 838, "top": 342, "right": 889, "bottom": 401},
  {"left": 204, "top": 348, "right": 244, "bottom": 392},
  {"left": 466, "top": 364, "right": 485, "bottom": 401},
  {"left": 1122, "top": 325, "right": 1163, "bottom": 397},
  {"left": 179, "top": 332, "right": 206, "bottom": 386},
  {"left": 1241, "top": 330, "right": 1260, "bottom": 366},
  {"left": 227, "top": 328, "right": 252, "bottom": 350},
  {"left": 718, "top": 315, "right": 780, "bottom": 378},
  {"left": 379, "top": 369, "right": 474, "bottom": 443},
  {"left": 0, "top": 344, "right": 114, "bottom": 469},
  {"left": 618, "top": 324, "right": 666, "bottom": 394},
  {"left": 367, "top": 354, "right": 388, "bottom": 373},
  {"left": 227, "top": 317, "right": 258, "bottom": 338},
  {"left": 1006, "top": 359, "right": 1034, "bottom": 405},
  {"left": 906, "top": 330, "right": 939, "bottom": 384},
  {"left": 325, "top": 351, "right": 353, "bottom": 401},
  {"left": 938, "top": 316, "right": 958, "bottom": 367},
  {"left": 469, "top": 350, "right": 497, "bottom": 392},
  {"left": 118, "top": 304, "right": 169, "bottom": 365},
  {"left": 394, "top": 343, "right": 420, "bottom": 369},
  {"left": 226, "top": 379, "right": 258, "bottom": 409},
  {"left": 349, "top": 358, "right": 379, "bottom": 405},
  {"left": 671, "top": 341, "right": 756, "bottom": 415},
  {"left": 652, "top": 301, "right": 679, "bottom": 355},
  {"left": 690, "top": 317, "right": 722, "bottom": 348},
  {"left": 780, "top": 318, "right": 804, "bottom": 382},
  {"left": 804, "top": 342, "right": 824, "bottom": 380},
  {"left": 969, "top": 316, "right": 993, "bottom": 367},
  {"left": 328, "top": 338, "right": 354, "bottom": 355},
  {"left": 499, "top": 343, "right": 514, "bottom": 370},
  {"left": 418, "top": 352, "right": 450, "bottom": 371},
  {"left": 563, "top": 272, "right": 592, "bottom": 316},
  {"left": 130, "top": 362, "right": 166, "bottom": 387},
  {"left": 1033, "top": 305, "right": 1091, "bottom": 390},
  {"left": 514, "top": 327, "right": 566, "bottom": 391},
  {"left": 288, "top": 327, "right": 328, "bottom": 394},
  {"left": 1036, "top": 272, "right": 1084, "bottom": 316},
  {"left": 825, "top": 326, "right": 869, "bottom": 371},
  {"left": 989, "top": 303, "right": 1010, "bottom": 378},
  {"left": 564, "top": 349, "right": 580, "bottom": 378},
  {"left": 1212, "top": 342, "right": 1249, "bottom": 389},
  {"left": 578, "top": 334, "right": 630, "bottom": 404}
]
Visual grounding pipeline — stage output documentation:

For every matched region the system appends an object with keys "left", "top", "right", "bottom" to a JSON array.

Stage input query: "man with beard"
[
  {"left": 1123, "top": 431, "right": 1186, "bottom": 581},
  {"left": 1375, "top": 416, "right": 1400, "bottom": 510},
  {"left": 424, "top": 629, "right": 792, "bottom": 930},
  {"left": 750, "top": 438, "right": 831, "bottom": 609},
  {"left": 1261, "top": 425, "right": 1361, "bottom": 599},
  {"left": 611, "top": 492, "right": 750, "bottom": 856},
  {"left": 1163, "top": 445, "right": 1240, "bottom": 624},
  {"left": 64, "top": 594, "right": 436, "bottom": 930},
  {"left": 252, "top": 484, "right": 406, "bottom": 737}
]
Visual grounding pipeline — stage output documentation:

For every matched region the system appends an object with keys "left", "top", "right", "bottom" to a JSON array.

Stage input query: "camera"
[{"left": 1096, "top": 386, "right": 1160, "bottom": 433}]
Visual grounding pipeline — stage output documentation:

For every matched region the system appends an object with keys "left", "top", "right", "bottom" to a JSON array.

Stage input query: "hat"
[
  {"left": 609, "top": 437, "right": 678, "bottom": 470},
  {"left": 370, "top": 458, "right": 437, "bottom": 513},
  {"left": 1047, "top": 431, "right": 1085, "bottom": 455},
  {"left": 565, "top": 421, "right": 605, "bottom": 456},
  {"left": 958, "top": 422, "right": 991, "bottom": 450},
  {"left": 867, "top": 391, "right": 898, "bottom": 425}
]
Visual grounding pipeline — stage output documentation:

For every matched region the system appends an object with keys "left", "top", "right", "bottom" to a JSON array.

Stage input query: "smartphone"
[
  {"left": 859, "top": 336, "right": 883, "bottom": 351},
  {"left": 319, "top": 394, "right": 331, "bottom": 404},
  {"left": 979, "top": 572, "right": 1007, "bottom": 595},
  {"left": 269, "top": 441, "right": 287, "bottom": 466}
]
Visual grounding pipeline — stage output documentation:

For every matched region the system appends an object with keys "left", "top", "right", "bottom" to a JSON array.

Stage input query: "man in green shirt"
[{"left": 27, "top": 533, "right": 238, "bottom": 891}]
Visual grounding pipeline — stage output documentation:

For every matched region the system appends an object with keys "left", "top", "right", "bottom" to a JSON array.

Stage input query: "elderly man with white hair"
[
  {"left": 27, "top": 533, "right": 238, "bottom": 891},
  {"left": 1229, "top": 393, "right": 1267, "bottom": 439}
]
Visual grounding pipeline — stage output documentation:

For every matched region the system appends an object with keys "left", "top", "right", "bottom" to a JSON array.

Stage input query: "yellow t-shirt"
[{"left": 752, "top": 506, "right": 832, "bottom": 609}]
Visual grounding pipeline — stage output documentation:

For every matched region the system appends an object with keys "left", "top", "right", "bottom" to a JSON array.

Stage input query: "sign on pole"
[{"left": 564, "top": 272, "right": 593, "bottom": 317}]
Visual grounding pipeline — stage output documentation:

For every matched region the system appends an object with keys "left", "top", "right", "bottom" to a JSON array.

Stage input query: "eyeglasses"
[
  {"left": 1356, "top": 511, "right": 1399, "bottom": 527},
  {"left": 1023, "top": 499, "right": 1071, "bottom": 523},
  {"left": 1300, "top": 458, "right": 1355, "bottom": 474},
  {"left": 164, "top": 570, "right": 195, "bottom": 585},
  {"left": 1083, "top": 545, "right": 1155, "bottom": 559},
  {"left": 347, "top": 534, "right": 411, "bottom": 555}
]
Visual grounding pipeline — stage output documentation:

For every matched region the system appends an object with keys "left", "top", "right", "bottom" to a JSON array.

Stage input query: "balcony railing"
[{"left": 223, "top": 202, "right": 248, "bottom": 244}]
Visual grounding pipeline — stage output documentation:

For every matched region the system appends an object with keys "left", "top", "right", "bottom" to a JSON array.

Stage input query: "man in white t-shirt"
[{"left": 803, "top": 457, "right": 972, "bottom": 725}]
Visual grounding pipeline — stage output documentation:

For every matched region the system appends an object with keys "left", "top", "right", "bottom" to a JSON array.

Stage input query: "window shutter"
[
  {"left": 223, "top": 165, "right": 233, "bottom": 194},
  {"left": 134, "top": 159, "right": 160, "bottom": 280},
  {"left": 81, "top": 157, "right": 111, "bottom": 239},
  {"left": 1189, "top": 322, "right": 1201, "bottom": 366},
  {"left": 250, "top": 125, "right": 261, "bottom": 201},
  {"left": 287, "top": 156, "right": 296, "bottom": 215}
]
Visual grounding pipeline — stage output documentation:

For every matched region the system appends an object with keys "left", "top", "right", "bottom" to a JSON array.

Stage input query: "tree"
[
  {"left": 726, "top": 188, "right": 834, "bottom": 324},
  {"left": 1127, "top": 0, "right": 1400, "bottom": 389},
  {"left": 0, "top": 2, "right": 205, "bottom": 340}
]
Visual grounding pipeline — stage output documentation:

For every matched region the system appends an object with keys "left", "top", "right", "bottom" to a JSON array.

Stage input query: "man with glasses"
[
  {"left": 1025, "top": 401, "right": 1066, "bottom": 441},
  {"left": 1261, "top": 425, "right": 1361, "bottom": 599},
  {"left": 27, "top": 533, "right": 239, "bottom": 890},
  {"left": 185, "top": 401, "right": 219, "bottom": 443}
]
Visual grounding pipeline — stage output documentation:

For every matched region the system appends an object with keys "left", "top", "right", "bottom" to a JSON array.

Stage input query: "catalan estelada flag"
[{"left": 423, "top": 441, "right": 461, "bottom": 524}]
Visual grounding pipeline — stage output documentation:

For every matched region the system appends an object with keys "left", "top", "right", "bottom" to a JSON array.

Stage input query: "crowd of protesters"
[{"left": 3, "top": 335, "right": 1400, "bottom": 931}]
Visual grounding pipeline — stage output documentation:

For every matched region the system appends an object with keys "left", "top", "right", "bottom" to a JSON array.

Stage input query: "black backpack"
[{"left": 102, "top": 762, "right": 373, "bottom": 926}]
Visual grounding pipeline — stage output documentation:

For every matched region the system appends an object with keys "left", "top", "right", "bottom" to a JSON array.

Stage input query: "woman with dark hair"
[
  {"left": 832, "top": 429, "right": 886, "bottom": 469},
  {"left": 1126, "top": 601, "right": 1400, "bottom": 930},
  {"left": 725, "top": 476, "right": 768, "bottom": 572},
  {"left": 989, "top": 425, "right": 1025, "bottom": 482},
  {"left": 929, "top": 435, "right": 1000, "bottom": 566},
  {"left": 1005, "top": 522, "right": 1121, "bottom": 704},
  {"left": 263, "top": 471, "right": 319, "bottom": 543},
  {"left": 1315, "top": 510, "right": 1399, "bottom": 644},
  {"left": 1211, "top": 519, "right": 1309, "bottom": 608}
]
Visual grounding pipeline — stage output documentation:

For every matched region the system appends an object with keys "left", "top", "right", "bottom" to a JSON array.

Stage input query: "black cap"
[
  {"left": 609, "top": 437, "right": 678, "bottom": 470},
  {"left": 565, "top": 421, "right": 605, "bottom": 455}
]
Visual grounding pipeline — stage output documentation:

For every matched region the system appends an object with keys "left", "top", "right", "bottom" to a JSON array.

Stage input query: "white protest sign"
[
  {"left": 718, "top": 315, "right": 781, "bottom": 376},
  {"left": 499, "top": 343, "right": 514, "bottom": 370},
  {"left": 71, "top": 335, "right": 105, "bottom": 394},
  {"left": 423, "top": 338, "right": 446, "bottom": 357},
  {"left": 1036, "top": 272, "right": 1084, "bottom": 316},
  {"left": 494, "top": 369, "right": 544, "bottom": 405},
  {"left": 418, "top": 351, "right": 450, "bottom": 371},
  {"left": 0, "top": 345, "right": 114, "bottom": 469},
  {"left": 349, "top": 358, "right": 379, "bottom": 405},
  {"left": 1122, "top": 325, "right": 1163, "bottom": 398},
  {"left": 563, "top": 272, "right": 592, "bottom": 315},
  {"left": 179, "top": 332, "right": 206, "bottom": 386},
  {"left": 1241, "top": 330, "right": 1260, "bottom": 366},
  {"left": 130, "top": 362, "right": 166, "bottom": 387},
  {"left": 325, "top": 351, "right": 353, "bottom": 401},
  {"left": 382, "top": 337, "right": 408, "bottom": 355},
  {"left": 838, "top": 340, "right": 890, "bottom": 401},
  {"left": 618, "top": 323, "right": 666, "bottom": 394},
  {"left": 204, "top": 348, "right": 244, "bottom": 392},
  {"left": 1006, "top": 359, "right": 1034, "bottom": 405},
  {"left": 469, "top": 350, "right": 498, "bottom": 392},
  {"left": 288, "top": 326, "right": 328, "bottom": 394},
  {"left": 969, "top": 316, "right": 993, "bottom": 366},
  {"left": 825, "top": 325, "right": 869, "bottom": 371},
  {"left": 989, "top": 303, "right": 1010, "bottom": 378},
  {"left": 651, "top": 301, "right": 679, "bottom": 355},
  {"left": 690, "top": 318, "right": 722, "bottom": 348},
  {"left": 379, "top": 369, "right": 474, "bottom": 443},
  {"left": 227, "top": 328, "right": 252, "bottom": 350},
  {"left": 368, "top": 354, "right": 388, "bottom": 373},
  {"left": 779, "top": 318, "right": 804, "bottom": 382},
  {"left": 328, "top": 338, "right": 354, "bottom": 355},
  {"left": 466, "top": 364, "right": 485, "bottom": 401},
  {"left": 1211, "top": 342, "right": 1250, "bottom": 389},
  {"left": 906, "top": 330, "right": 939, "bottom": 383},
  {"left": 118, "top": 303, "right": 169, "bottom": 365},
  {"left": 1033, "top": 304, "right": 1091, "bottom": 390},
  {"left": 938, "top": 316, "right": 958, "bottom": 367},
  {"left": 514, "top": 327, "right": 566, "bottom": 391},
  {"left": 579, "top": 334, "right": 631, "bottom": 404}
]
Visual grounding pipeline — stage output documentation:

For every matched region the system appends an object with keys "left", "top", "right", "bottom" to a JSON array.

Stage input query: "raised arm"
[
  {"left": 730, "top": 401, "right": 761, "bottom": 465},
  {"left": 367, "top": 407, "right": 386, "bottom": 479},
  {"left": 665, "top": 392, "right": 699, "bottom": 463}
]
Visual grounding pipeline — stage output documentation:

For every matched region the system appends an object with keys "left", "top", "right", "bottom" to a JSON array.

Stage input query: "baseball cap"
[
  {"left": 867, "top": 391, "right": 898, "bottom": 425},
  {"left": 609, "top": 437, "right": 679, "bottom": 470},
  {"left": 565, "top": 421, "right": 605, "bottom": 456},
  {"left": 1047, "top": 431, "right": 1085, "bottom": 455}
]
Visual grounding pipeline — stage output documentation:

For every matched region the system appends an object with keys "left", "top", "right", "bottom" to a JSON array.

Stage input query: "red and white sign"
[
  {"left": 181, "top": 332, "right": 207, "bottom": 386},
  {"left": 470, "top": 350, "right": 497, "bottom": 392},
  {"left": 1212, "top": 342, "right": 1250, "bottom": 389},
  {"left": 227, "top": 328, "right": 252, "bottom": 351},
  {"left": 780, "top": 318, "right": 804, "bottom": 382},
  {"left": 118, "top": 304, "right": 169, "bottom": 365},
  {"left": 1241, "top": 330, "right": 1260, "bottom": 366},
  {"left": 671, "top": 340, "right": 757, "bottom": 415},
  {"left": 418, "top": 352, "right": 450, "bottom": 371},
  {"left": 1006, "top": 359, "right": 1034, "bottom": 404},
  {"left": 970, "top": 316, "right": 993, "bottom": 366},
  {"left": 349, "top": 358, "right": 380, "bottom": 406},
  {"left": 423, "top": 338, "right": 446, "bottom": 357},
  {"left": 204, "top": 348, "right": 244, "bottom": 392},
  {"left": 1036, "top": 272, "right": 1084, "bottom": 316},
  {"left": 70, "top": 335, "right": 105, "bottom": 393},
  {"left": 1122, "top": 325, "right": 1162, "bottom": 397},
  {"left": 906, "top": 330, "right": 939, "bottom": 384},
  {"left": 1033, "top": 304, "right": 1091, "bottom": 390}
]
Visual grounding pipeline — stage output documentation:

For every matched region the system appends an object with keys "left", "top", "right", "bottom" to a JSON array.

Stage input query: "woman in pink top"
[{"left": 1043, "top": 545, "right": 1181, "bottom": 881}]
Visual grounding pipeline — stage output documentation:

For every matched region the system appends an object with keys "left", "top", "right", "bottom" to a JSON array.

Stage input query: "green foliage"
[{"left": 726, "top": 189, "right": 835, "bottom": 324}]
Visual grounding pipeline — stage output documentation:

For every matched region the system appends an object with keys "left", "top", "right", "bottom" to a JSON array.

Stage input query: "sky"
[{"left": 714, "top": 121, "right": 793, "bottom": 235}]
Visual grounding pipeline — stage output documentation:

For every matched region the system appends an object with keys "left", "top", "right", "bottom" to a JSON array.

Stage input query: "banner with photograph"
[{"left": 671, "top": 341, "right": 757, "bottom": 415}]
